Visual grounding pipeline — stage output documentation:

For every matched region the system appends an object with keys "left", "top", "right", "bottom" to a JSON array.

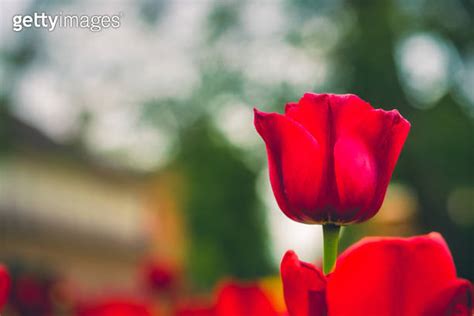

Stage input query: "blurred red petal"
[
  {"left": 215, "top": 281, "right": 278, "bottom": 316},
  {"left": 76, "top": 297, "right": 154, "bottom": 316},
  {"left": 0, "top": 265, "right": 10, "bottom": 310},
  {"left": 175, "top": 300, "right": 215, "bottom": 316}
]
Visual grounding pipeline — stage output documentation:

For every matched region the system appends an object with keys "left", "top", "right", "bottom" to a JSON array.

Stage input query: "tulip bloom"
[
  {"left": 254, "top": 93, "right": 410, "bottom": 224},
  {"left": 0, "top": 265, "right": 10, "bottom": 310},
  {"left": 175, "top": 299, "right": 215, "bottom": 316},
  {"left": 76, "top": 297, "right": 154, "bottom": 316},
  {"left": 214, "top": 282, "right": 279, "bottom": 316},
  {"left": 12, "top": 275, "right": 56, "bottom": 315},
  {"left": 175, "top": 281, "right": 280, "bottom": 316},
  {"left": 281, "top": 233, "right": 473, "bottom": 316},
  {"left": 142, "top": 260, "right": 177, "bottom": 294}
]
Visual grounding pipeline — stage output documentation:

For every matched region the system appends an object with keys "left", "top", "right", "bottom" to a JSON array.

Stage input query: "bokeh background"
[{"left": 0, "top": 0, "right": 473, "bottom": 314}]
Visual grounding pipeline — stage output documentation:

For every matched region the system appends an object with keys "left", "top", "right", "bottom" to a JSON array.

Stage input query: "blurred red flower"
[
  {"left": 0, "top": 265, "right": 10, "bottom": 310},
  {"left": 142, "top": 260, "right": 177, "bottom": 294},
  {"left": 254, "top": 93, "right": 410, "bottom": 224},
  {"left": 175, "top": 281, "right": 280, "bottom": 316},
  {"left": 76, "top": 297, "right": 154, "bottom": 316},
  {"left": 281, "top": 233, "right": 472, "bottom": 316},
  {"left": 175, "top": 298, "right": 214, "bottom": 316},
  {"left": 12, "top": 274, "right": 54, "bottom": 315},
  {"left": 214, "top": 282, "right": 279, "bottom": 316}
]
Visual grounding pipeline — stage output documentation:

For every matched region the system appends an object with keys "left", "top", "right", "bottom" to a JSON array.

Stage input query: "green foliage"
[
  {"left": 207, "top": 2, "right": 241, "bottom": 42},
  {"left": 176, "top": 120, "right": 274, "bottom": 290}
]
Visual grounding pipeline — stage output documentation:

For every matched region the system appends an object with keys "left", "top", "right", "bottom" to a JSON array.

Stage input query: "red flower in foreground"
[
  {"left": 0, "top": 265, "right": 10, "bottom": 310},
  {"left": 281, "top": 233, "right": 472, "bottom": 316},
  {"left": 175, "top": 281, "right": 280, "bottom": 316},
  {"left": 76, "top": 297, "right": 154, "bottom": 316},
  {"left": 254, "top": 93, "right": 410, "bottom": 224}
]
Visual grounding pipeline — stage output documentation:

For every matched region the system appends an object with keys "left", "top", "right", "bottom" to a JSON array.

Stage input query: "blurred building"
[{"left": 0, "top": 115, "right": 186, "bottom": 294}]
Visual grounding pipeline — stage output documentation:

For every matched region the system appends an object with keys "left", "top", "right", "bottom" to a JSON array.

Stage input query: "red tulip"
[
  {"left": 174, "top": 281, "right": 280, "bottom": 316},
  {"left": 76, "top": 297, "right": 154, "bottom": 316},
  {"left": 214, "top": 282, "right": 279, "bottom": 316},
  {"left": 281, "top": 233, "right": 473, "bottom": 316},
  {"left": 0, "top": 265, "right": 10, "bottom": 310},
  {"left": 142, "top": 261, "right": 177, "bottom": 293},
  {"left": 174, "top": 299, "right": 214, "bottom": 316},
  {"left": 254, "top": 93, "right": 410, "bottom": 224}
]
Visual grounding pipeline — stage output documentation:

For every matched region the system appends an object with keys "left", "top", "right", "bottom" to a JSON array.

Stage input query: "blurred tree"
[
  {"left": 176, "top": 119, "right": 273, "bottom": 290},
  {"left": 207, "top": 2, "right": 241, "bottom": 42}
]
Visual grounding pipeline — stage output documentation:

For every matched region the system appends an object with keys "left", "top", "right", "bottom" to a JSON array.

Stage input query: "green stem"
[{"left": 322, "top": 224, "right": 341, "bottom": 275}]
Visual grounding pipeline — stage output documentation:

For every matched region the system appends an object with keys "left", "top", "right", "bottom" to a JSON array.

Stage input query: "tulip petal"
[
  {"left": 330, "top": 94, "right": 374, "bottom": 130},
  {"left": 281, "top": 251, "right": 327, "bottom": 316},
  {"left": 77, "top": 298, "right": 153, "bottom": 316},
  {"left": 254, "top": 109, "right": 325, "bottom": 222},
  {"left": 175, "top": 300, "right": 215, "bottom": 316},
  {"left": 328, "top": 94, "right": 375, "bottom": 221},
  {"left": 327, "top": 233, "right": 466, "bottom": 316},
  {"left": 285, "top": 94, "right": 336, "bottom": 209},
  {"left": 284, "top": 94, "right": 330, "bottom": 150},
  {"left": 215, "top": 282, "right": 278, "bottom": 316},
  {"left": 333, "top": 136, "right": 376, "bottom": 222},
  {"left": 358, "top": 109, "right": 410, "bottom": 221},
  {"left": 0, "top": 265, "right": 9, "bottom": 311},
  {"left": 421, "top": 279, "right": 473, "bottom": 316},
  {"left": 331, "top": 96, "right": 410, "bottom": 222}
]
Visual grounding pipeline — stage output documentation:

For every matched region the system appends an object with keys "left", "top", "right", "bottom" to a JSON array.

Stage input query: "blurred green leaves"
[{"left": 176, "top": 120, "right": 273, "bottom": 290}]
